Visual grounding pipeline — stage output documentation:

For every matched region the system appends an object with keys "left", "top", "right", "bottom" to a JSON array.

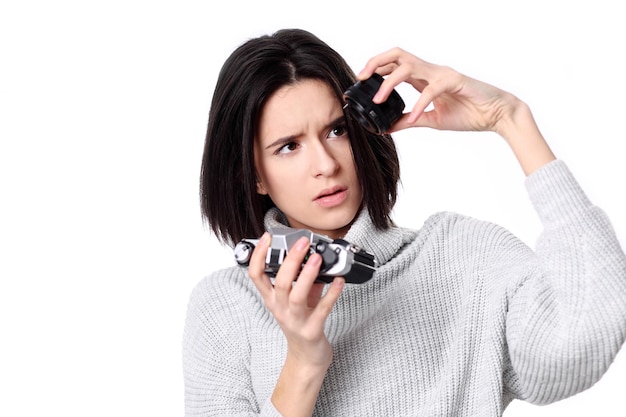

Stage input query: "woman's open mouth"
[{"left": 314, "top": 186, "right": 348, "bottom": 208}]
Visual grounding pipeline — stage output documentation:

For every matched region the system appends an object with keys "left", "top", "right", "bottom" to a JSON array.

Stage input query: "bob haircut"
[{"left": 200, "top": 28, "right": 400, "bottom": 246}]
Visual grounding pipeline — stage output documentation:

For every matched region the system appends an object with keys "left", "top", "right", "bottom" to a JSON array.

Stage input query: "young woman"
[{"left": 183, "top": 28, "right": 626, "bottom": 416}]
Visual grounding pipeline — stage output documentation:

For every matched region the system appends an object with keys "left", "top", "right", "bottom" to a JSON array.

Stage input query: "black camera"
[
  {"left": 234, "top": 227, "right": 378, "bottom": 284},
  {"left": 343, "top": 73, "right": 405, "bottom": 135}
]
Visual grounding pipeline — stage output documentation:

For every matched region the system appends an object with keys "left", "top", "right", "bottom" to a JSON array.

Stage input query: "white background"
[{"left": 1, "top": 1, "right": 625, "bottom": 415}]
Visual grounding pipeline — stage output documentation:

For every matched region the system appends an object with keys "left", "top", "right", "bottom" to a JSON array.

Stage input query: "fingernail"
[
  {"left": 259, "top": 232, "right": 270, "bottom": 244},
  {"left": 295, "top": 237, "right": 309, "bottom": 251},
  {"left": 306, "top": 253, "right": 321, "bottom": 267}
]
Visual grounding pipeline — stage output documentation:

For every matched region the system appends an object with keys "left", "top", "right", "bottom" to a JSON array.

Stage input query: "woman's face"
[{"left": 254, "top": 79, "right": 362, "bottom": 239}]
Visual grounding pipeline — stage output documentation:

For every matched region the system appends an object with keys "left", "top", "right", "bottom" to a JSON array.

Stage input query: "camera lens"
[{"left": 343, "top": 73, "right": 405, "bottom": 135}]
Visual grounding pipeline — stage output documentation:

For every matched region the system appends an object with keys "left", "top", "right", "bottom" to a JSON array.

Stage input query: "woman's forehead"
[{"left": 257, "top": 80, "right": 343, "bottom": 141}]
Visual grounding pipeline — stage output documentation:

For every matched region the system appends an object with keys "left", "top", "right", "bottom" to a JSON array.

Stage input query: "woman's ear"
[{"left": 256, "top": 180, "right": 268, "bottom": 195}]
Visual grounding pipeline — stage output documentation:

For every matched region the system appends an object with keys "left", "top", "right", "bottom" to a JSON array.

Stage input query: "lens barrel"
[{"left": 343, "top": 73, "right": 405, "bottom": 135}]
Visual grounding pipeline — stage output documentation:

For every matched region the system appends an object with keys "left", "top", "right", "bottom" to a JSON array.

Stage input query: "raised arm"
[{"left": 358, "top": 47, "right": 626, "bottom": 402}]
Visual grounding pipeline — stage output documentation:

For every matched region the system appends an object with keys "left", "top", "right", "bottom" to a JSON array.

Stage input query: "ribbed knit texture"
[{"left": 183, "top": 160, "right": 626, "bottom": 416}]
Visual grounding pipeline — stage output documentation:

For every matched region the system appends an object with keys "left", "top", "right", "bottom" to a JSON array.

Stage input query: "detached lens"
[{"left": 343, "top": 73, "right": 405, "bottom": 135}]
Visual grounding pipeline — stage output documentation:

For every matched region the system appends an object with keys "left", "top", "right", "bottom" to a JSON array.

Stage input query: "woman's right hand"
[{"left": 247, "top": 232, "right": 345, "bottom": 416}]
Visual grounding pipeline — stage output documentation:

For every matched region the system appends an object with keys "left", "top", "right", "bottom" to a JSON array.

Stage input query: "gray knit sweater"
[{"left": 183, "top": 160, "right": 626, "bottom": 416}]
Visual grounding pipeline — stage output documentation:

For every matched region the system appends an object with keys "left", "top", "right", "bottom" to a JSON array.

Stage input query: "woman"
[{"left": 183, "top": 28, "right": 626, "bottom": 416}]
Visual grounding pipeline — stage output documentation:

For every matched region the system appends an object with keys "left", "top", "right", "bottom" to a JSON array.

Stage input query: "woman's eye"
[
  {"left": 277, "top": 142, "right": 298, "bottom": 154},
  {"left": 329, "top": 124, "right": 348, "bottom": 138}
]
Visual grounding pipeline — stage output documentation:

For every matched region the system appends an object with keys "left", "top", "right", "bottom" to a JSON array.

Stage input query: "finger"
[
  {"left": 273, "top": 236, "right": 310, "bottom": 306},
  {"left": 288, "top": 253, "right": 323, "bottom": 309},
  {"left": 307, "top": 282, "right": 326, "bottom": 309},
  {"left": 372, "top": 63, "right": 398, "bottom": 77},
  {"left": 247, "top": 232, "right": 274, "bottom": 299},
  {"left": 384, "top": 93, "right": 436, "bottom": 130},
  {"left": 313, "top": 277, "right": 345, "bottom": 320},
  {"left": 370, "top": 58, "right": 433, "bottom": 104},
  {"left": 407, "top": 89, "right": 437, "bottom": 124},
  {"left": 356, "top": 47, "right": 405, "bottom": 80},
  {"left": 386, "top": 113, "right": 416, "bottom": 133},
  {"left": 372, "top": 65, "right": 412, "bottom": 104},
  {"left": 406, "top": 76, "right": 455, "bottom": 125}
]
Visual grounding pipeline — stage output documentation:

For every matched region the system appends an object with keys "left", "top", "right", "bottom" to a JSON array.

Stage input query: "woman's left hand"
[
  {"left": 357, "top": 47, "right": 522, "bottom": 136},
  {"left": 358, "top": 47, "right": 556, "bottom": 175}
]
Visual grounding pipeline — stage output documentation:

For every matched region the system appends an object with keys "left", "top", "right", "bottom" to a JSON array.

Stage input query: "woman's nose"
[{"left": 311, "top": 141, "right": 339, "bottom": 177}]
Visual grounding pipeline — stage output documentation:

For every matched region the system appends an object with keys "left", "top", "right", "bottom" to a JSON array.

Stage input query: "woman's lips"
[{"left": 314, "top": 187, "right": 348, "bottom": 208}]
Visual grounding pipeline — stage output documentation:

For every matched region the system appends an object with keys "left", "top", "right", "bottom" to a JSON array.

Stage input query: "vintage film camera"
[{"left": 234, "top": 227, "right": 378, "bottom": 284}]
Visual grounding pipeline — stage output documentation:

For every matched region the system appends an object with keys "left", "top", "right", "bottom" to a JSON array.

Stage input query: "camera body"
[{"left": 234, "top": 227, "right": 378, "bottom": 284}]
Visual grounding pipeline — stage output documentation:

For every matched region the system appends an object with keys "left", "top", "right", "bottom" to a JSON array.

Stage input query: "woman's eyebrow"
[
  {"left": 265, "top": 135, "right": 297, "bottom": 150},
  {"left": 264, "top": 115, "right": 346, "bottom": 150},
  {"left": 326, "top": 115, "right": 346, "bottom": 130}
]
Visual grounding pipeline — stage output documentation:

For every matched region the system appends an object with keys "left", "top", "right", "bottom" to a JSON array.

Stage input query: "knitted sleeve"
[
  {"left": 504, "top": 160, "right": 626, "bottom": 404},
  {"left": 182, "top": 269, "right": 283, "bottom": 417}
]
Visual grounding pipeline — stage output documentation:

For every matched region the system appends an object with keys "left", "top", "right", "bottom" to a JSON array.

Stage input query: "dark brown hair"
[{"left": 200, "top": 28, "right": 400, "bottom": 245}]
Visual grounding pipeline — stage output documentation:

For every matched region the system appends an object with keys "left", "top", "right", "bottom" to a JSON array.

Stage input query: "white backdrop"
[{"left": 1, "top": 1, "right": 625, "bottom": 416}]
